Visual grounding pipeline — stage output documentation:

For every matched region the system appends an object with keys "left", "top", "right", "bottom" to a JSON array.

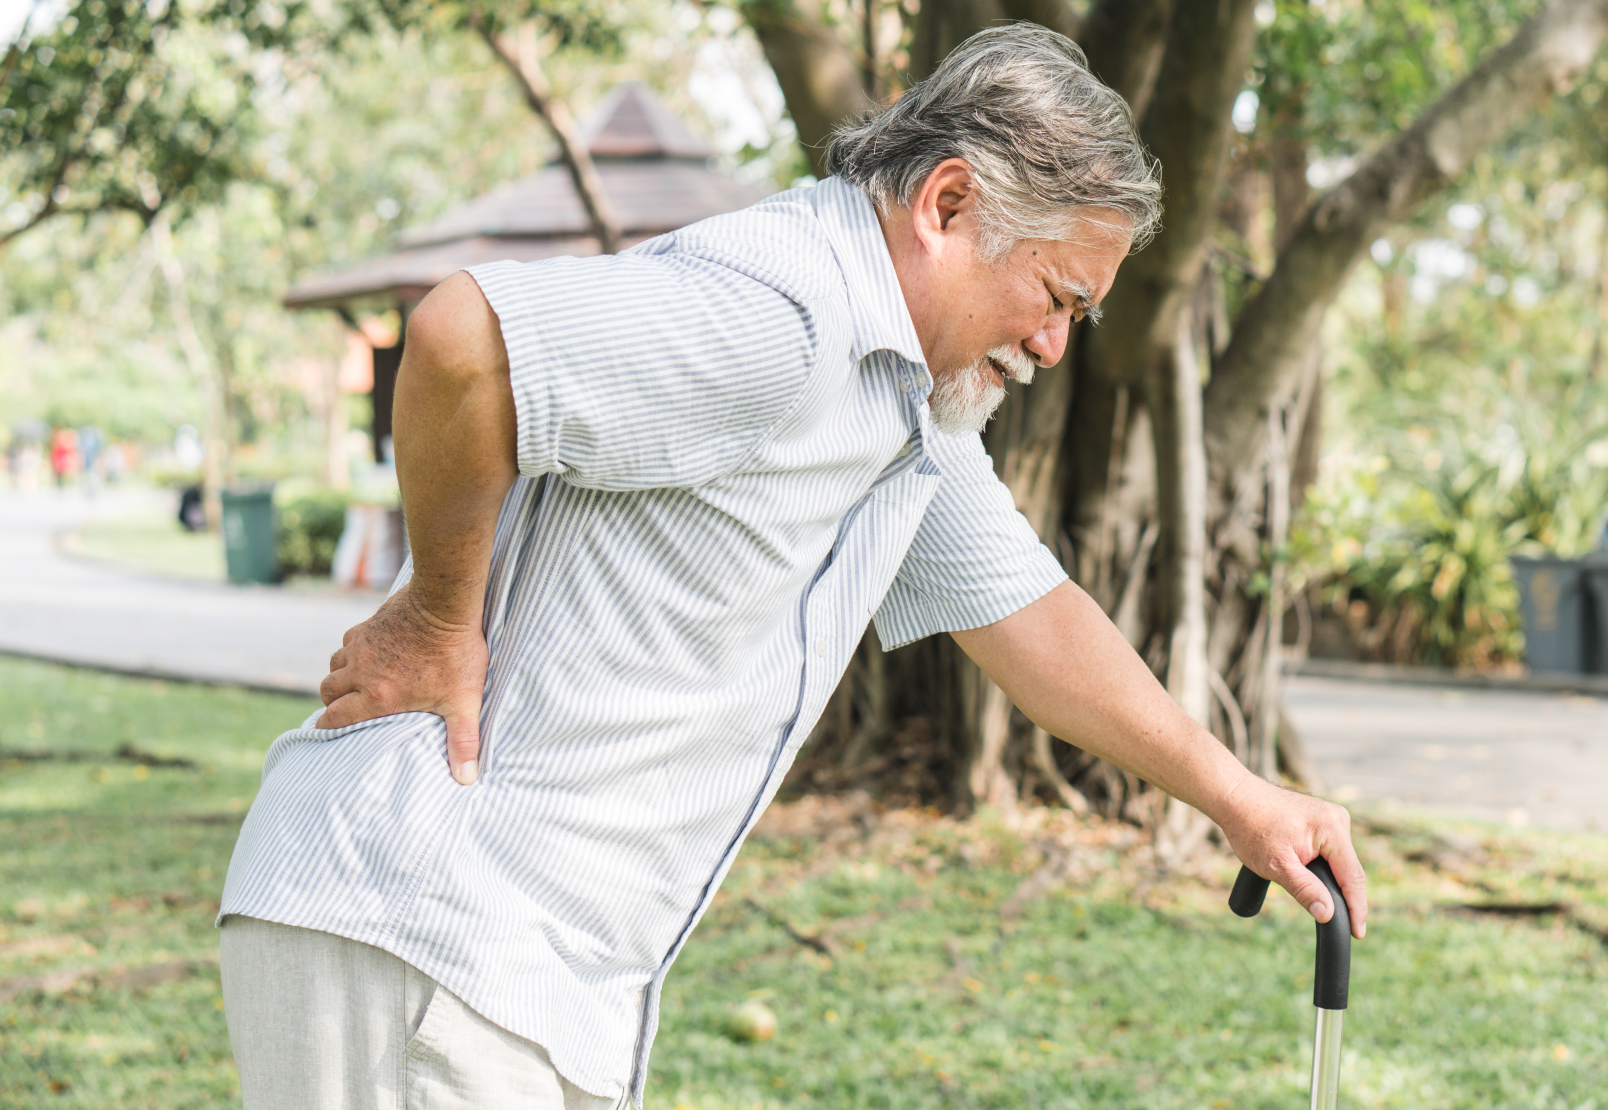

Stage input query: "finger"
[
  {"left": 342, "top": 624, "right": 359, "bottom": 647},
  {"left": 1324, "top": 837, "right": 1370, "bottom": 940},
  {"left": 444, "top": 711, "right": 482, "bottom": 786},
  {"left": 1272, "top": 852, "right": 1337, "bottom": 924},
  {"left": 328, "top": 647, "right": 348, "bottom": 674},
  {"left": 320, "top": 666, "right": 355, "bottom": 708},
  {"left": 316, "top": 691, "right": 366, "bottom": 730}
]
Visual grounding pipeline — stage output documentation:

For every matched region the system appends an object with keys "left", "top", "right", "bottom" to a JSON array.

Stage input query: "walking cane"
[{"left": 1229, "top": 859, "right": 1352, "bottom": 1110}]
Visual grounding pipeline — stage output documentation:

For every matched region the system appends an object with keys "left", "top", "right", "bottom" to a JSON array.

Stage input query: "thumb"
[{"left": 445, "top": 710, "right": 482, "bottom": 786}]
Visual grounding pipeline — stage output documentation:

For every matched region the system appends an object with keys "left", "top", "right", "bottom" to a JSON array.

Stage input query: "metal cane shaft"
[
  {"left": 1229, "top": 860, "right": 1353, "bottom": 1108},
  {"left": 1309, "top": 1007, "right": 1343, "bottom": 1110}
]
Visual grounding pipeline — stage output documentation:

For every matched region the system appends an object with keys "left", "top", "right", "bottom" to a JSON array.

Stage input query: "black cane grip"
[
  {"left": 1227, "top": 859, "right": 1351, "bottom": 1010},
  {"left": 1309, "top": 857, "right": 1351, "bottom": 1011},
  {"left": 1229, "top": 865, "right": 1271, "bottom": 918}
]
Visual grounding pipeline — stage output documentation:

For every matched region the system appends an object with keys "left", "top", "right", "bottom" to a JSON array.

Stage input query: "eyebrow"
[{"left": 1056, "top": 279, "right": 1102, "bottom": 324}]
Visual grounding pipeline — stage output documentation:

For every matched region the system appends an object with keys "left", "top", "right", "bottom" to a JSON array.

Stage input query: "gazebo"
[{"left": 283, "top": 83, "right": 770, "bottom": 457}]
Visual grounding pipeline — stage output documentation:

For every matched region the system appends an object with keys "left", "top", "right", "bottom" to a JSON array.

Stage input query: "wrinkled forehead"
[{"left": 1039, "top": 227, "right": 1131, "bottom": 303}]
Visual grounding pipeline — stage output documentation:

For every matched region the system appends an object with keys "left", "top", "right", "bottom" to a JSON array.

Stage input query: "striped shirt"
[{"left": 219, "top": 176, "right": 1068, "bottom": 1105}]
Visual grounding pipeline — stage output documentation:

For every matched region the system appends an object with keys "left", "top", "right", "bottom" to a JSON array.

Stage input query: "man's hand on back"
[
  {"left": 320, "top": 271, "right": 517, "bottom": 787},
  {"left": 318, "top": 581, "right": 490, "bottom": 785}
]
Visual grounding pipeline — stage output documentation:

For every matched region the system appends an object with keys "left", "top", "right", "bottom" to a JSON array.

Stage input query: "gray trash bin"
[
  {"left": 221, "top": 485, "right": 279, "bottom": 585},
  {"left": 1510, "top": 555, "right": 1590, "bottom": 673},
  {"left": 1580, "top": 560, "right": 1608, "bottom": 675}
]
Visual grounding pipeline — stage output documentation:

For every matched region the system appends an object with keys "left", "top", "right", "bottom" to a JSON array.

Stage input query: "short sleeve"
[
  {"left": 872, "top": 430, "right": 1069, "bottom": 650},
  {"left": 468, "top": 250, "right": 816, "bottom": 490}
]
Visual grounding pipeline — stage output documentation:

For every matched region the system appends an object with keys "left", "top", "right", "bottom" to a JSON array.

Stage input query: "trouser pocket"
[{"left": 403, "top": 985, "right": 571, "bottom": 1109}]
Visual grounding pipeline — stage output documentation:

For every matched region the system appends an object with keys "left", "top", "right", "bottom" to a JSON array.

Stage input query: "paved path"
[
  {"left": 1286, "top": 675, "right": 1608, "bottom": 833},
  {"left": 0, "top": 488, "right": 381, "bottom": 696},
  {"left": 4, "top": 488, "right": 1605, "bottom": 831}
]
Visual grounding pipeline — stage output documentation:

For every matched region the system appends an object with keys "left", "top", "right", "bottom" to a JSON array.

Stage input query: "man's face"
[
  {"left": 879, "top": 160, "right": 1131, "bottom": 436},
  {"left": 924, "top": 225, "right": 1129, "bottom": 436}
]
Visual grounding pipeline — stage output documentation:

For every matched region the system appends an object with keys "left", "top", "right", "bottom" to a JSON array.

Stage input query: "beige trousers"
[{"left": 220, "top": 916, "right": 620, "bottom": 1110}]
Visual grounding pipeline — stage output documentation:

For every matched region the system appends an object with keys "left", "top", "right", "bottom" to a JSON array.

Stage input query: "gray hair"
[{"left": 824, "top": 24, "right": 1162, "bottom": 259}]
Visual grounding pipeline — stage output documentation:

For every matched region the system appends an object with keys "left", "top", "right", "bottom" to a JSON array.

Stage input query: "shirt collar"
[{"left": 808, "top": 177, "right": 929, "bottom": 370}]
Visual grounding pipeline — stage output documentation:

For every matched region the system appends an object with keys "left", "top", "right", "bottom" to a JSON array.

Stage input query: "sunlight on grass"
[
  {"left": 2, "top": 656, "right": 1605, "bottom": 1108},
  {"left": 0, "top": 657, "right": 316, "bottom": 1108}
]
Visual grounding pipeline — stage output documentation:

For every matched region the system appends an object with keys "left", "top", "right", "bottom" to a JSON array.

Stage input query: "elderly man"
[{"left": 218, "top": 24, "right": 1366, "bottom": 1110}]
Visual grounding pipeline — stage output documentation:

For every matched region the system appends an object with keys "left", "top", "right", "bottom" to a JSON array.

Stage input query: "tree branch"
[
  {"left": 1204, "top": 0, "right": 1608, "bottom": 490},
  {"left": 472, "top": 18, "right": 620, "bottom": 254}
]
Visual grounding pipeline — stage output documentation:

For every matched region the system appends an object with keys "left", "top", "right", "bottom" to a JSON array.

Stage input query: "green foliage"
[
  {"left": 1277, "top": 0, "right": 1608, "bottom": 670},
  {"left": 1296, "top": 391, "right": 1608, "bottom": 668},
  {"left": 1253, "top": 0, "right": 1537, "bottom": 148},
  {"left": 0, "top": 0, "right": 313, "bottom": 241},
  {"left": 0, "top": 1, "right": 730, "bottom": 466},
  {"left": 275, "top": 486, "right": 350, "bottom": 577},
  {"left": 352, "top": 0, "right": 631, "bottom": 53}
]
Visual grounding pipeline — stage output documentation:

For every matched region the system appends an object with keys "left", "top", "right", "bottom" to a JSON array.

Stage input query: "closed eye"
[{"left": 1050, "top": 283, "right": 1100, "bottom": 324}]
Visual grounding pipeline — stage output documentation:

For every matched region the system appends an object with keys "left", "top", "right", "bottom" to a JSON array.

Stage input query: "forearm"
[
  {"left": 950, "top": 580, "right": 1251, "bottom": 823},
  {"left": 392, "top": 273, "right": 519, "bottom": 629}
]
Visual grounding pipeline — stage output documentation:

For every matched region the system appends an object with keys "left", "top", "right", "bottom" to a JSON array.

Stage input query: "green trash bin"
[{"left": 220, "top": 485, "right": 278, "bottom": 585}]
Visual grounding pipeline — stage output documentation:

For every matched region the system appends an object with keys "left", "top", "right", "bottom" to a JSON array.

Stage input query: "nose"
[{"left": 1024, "top": 315, "right": 1070, "bottom": 368}]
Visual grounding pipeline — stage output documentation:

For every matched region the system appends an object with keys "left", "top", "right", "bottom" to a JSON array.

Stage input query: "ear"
[{"left": 909, "top": 158, "right": 978, "bottom": 257}]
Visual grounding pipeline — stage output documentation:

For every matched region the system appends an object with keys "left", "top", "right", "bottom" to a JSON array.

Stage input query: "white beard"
[{"left": 928, "top": 344, "right": 1038, "bottom": 436}]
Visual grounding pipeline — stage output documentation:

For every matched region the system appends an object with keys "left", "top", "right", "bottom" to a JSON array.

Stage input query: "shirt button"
[
  {"left": 897, "top": 444, "right": 910, "bottom": 458},
  {"left": 898, "top": 379, "right": 912, "bottom": 393},
  {"left": 816, "top": 640, "right": 826, "bottom": 657}
]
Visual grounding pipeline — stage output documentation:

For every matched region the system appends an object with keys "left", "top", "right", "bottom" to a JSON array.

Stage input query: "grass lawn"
[
  {"left": 2, "top": 655, "right": 1606, "bottom": 1109},
  {"left": 68, "top": 511, "right": 225, "bottom": 584}
]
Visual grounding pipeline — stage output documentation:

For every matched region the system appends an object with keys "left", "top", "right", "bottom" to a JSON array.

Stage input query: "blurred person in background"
[
  {"left": 77, "top": 425, "right": 104, "bottom": 497},
  {"left": 103, "top": 441, "right": 130, "bottom": 484},
  {"left": 7, "top": 430, "right": 43, "bottom": 492},
  {"left": 49, "top": 427, "right": 79, "bottom": 489}
]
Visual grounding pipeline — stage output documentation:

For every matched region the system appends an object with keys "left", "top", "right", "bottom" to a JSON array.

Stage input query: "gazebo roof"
[{"left": 283, "top": 84, "right": 769, "bottom": 311}]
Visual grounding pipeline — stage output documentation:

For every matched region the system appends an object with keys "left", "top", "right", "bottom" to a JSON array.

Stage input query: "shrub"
[
  {"left": 1295, "top": 408, "right": 1608, "bottom": 669},
  {"left": 276, "top": 488, "right": 350, "bottom": 577}
]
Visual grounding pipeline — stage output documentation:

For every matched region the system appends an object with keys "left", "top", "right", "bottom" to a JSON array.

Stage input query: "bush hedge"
[{"left": 276, "top": 488, "right": 350, "bottom": 577}]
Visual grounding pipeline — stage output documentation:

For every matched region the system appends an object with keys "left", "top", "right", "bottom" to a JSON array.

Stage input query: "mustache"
[{"left": 982, "top": 345, "right": 1037, "bottom": 385}]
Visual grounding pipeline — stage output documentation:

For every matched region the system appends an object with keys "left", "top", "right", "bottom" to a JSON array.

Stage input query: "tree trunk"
[
  {"left": 151, "top": 211, "right": 230, "bottom": 530},
  {"left": 1073, "top": 0, "right": 1173, "bottom": 122},
  {"left": 741, "top": 0, "right": 873, "bottom": 178},
  {"left": 748, "top": 0, "right": 1608, "bottom": 824},
  {"left": 910, "top": 0, "right": 1007, "bottom": 83}
]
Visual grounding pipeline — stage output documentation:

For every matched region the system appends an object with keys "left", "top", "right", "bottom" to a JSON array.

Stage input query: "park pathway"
[
  {"left": 0, "top": 487, "right": 380, "bottom": 696},
  {"left": 1286, "top": 675, "right": 1608, "bottom": 833},
  {"left": 2, "top": 486, "right": 1604, "bottom": 831}
]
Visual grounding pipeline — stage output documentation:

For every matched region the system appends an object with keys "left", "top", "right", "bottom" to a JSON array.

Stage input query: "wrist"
[
  {"left": 400, "top": 577, "right": 484, "bottom": 636},
  {"left": 1196, "top": 751, "right": 1262, "bottom": 832}
]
